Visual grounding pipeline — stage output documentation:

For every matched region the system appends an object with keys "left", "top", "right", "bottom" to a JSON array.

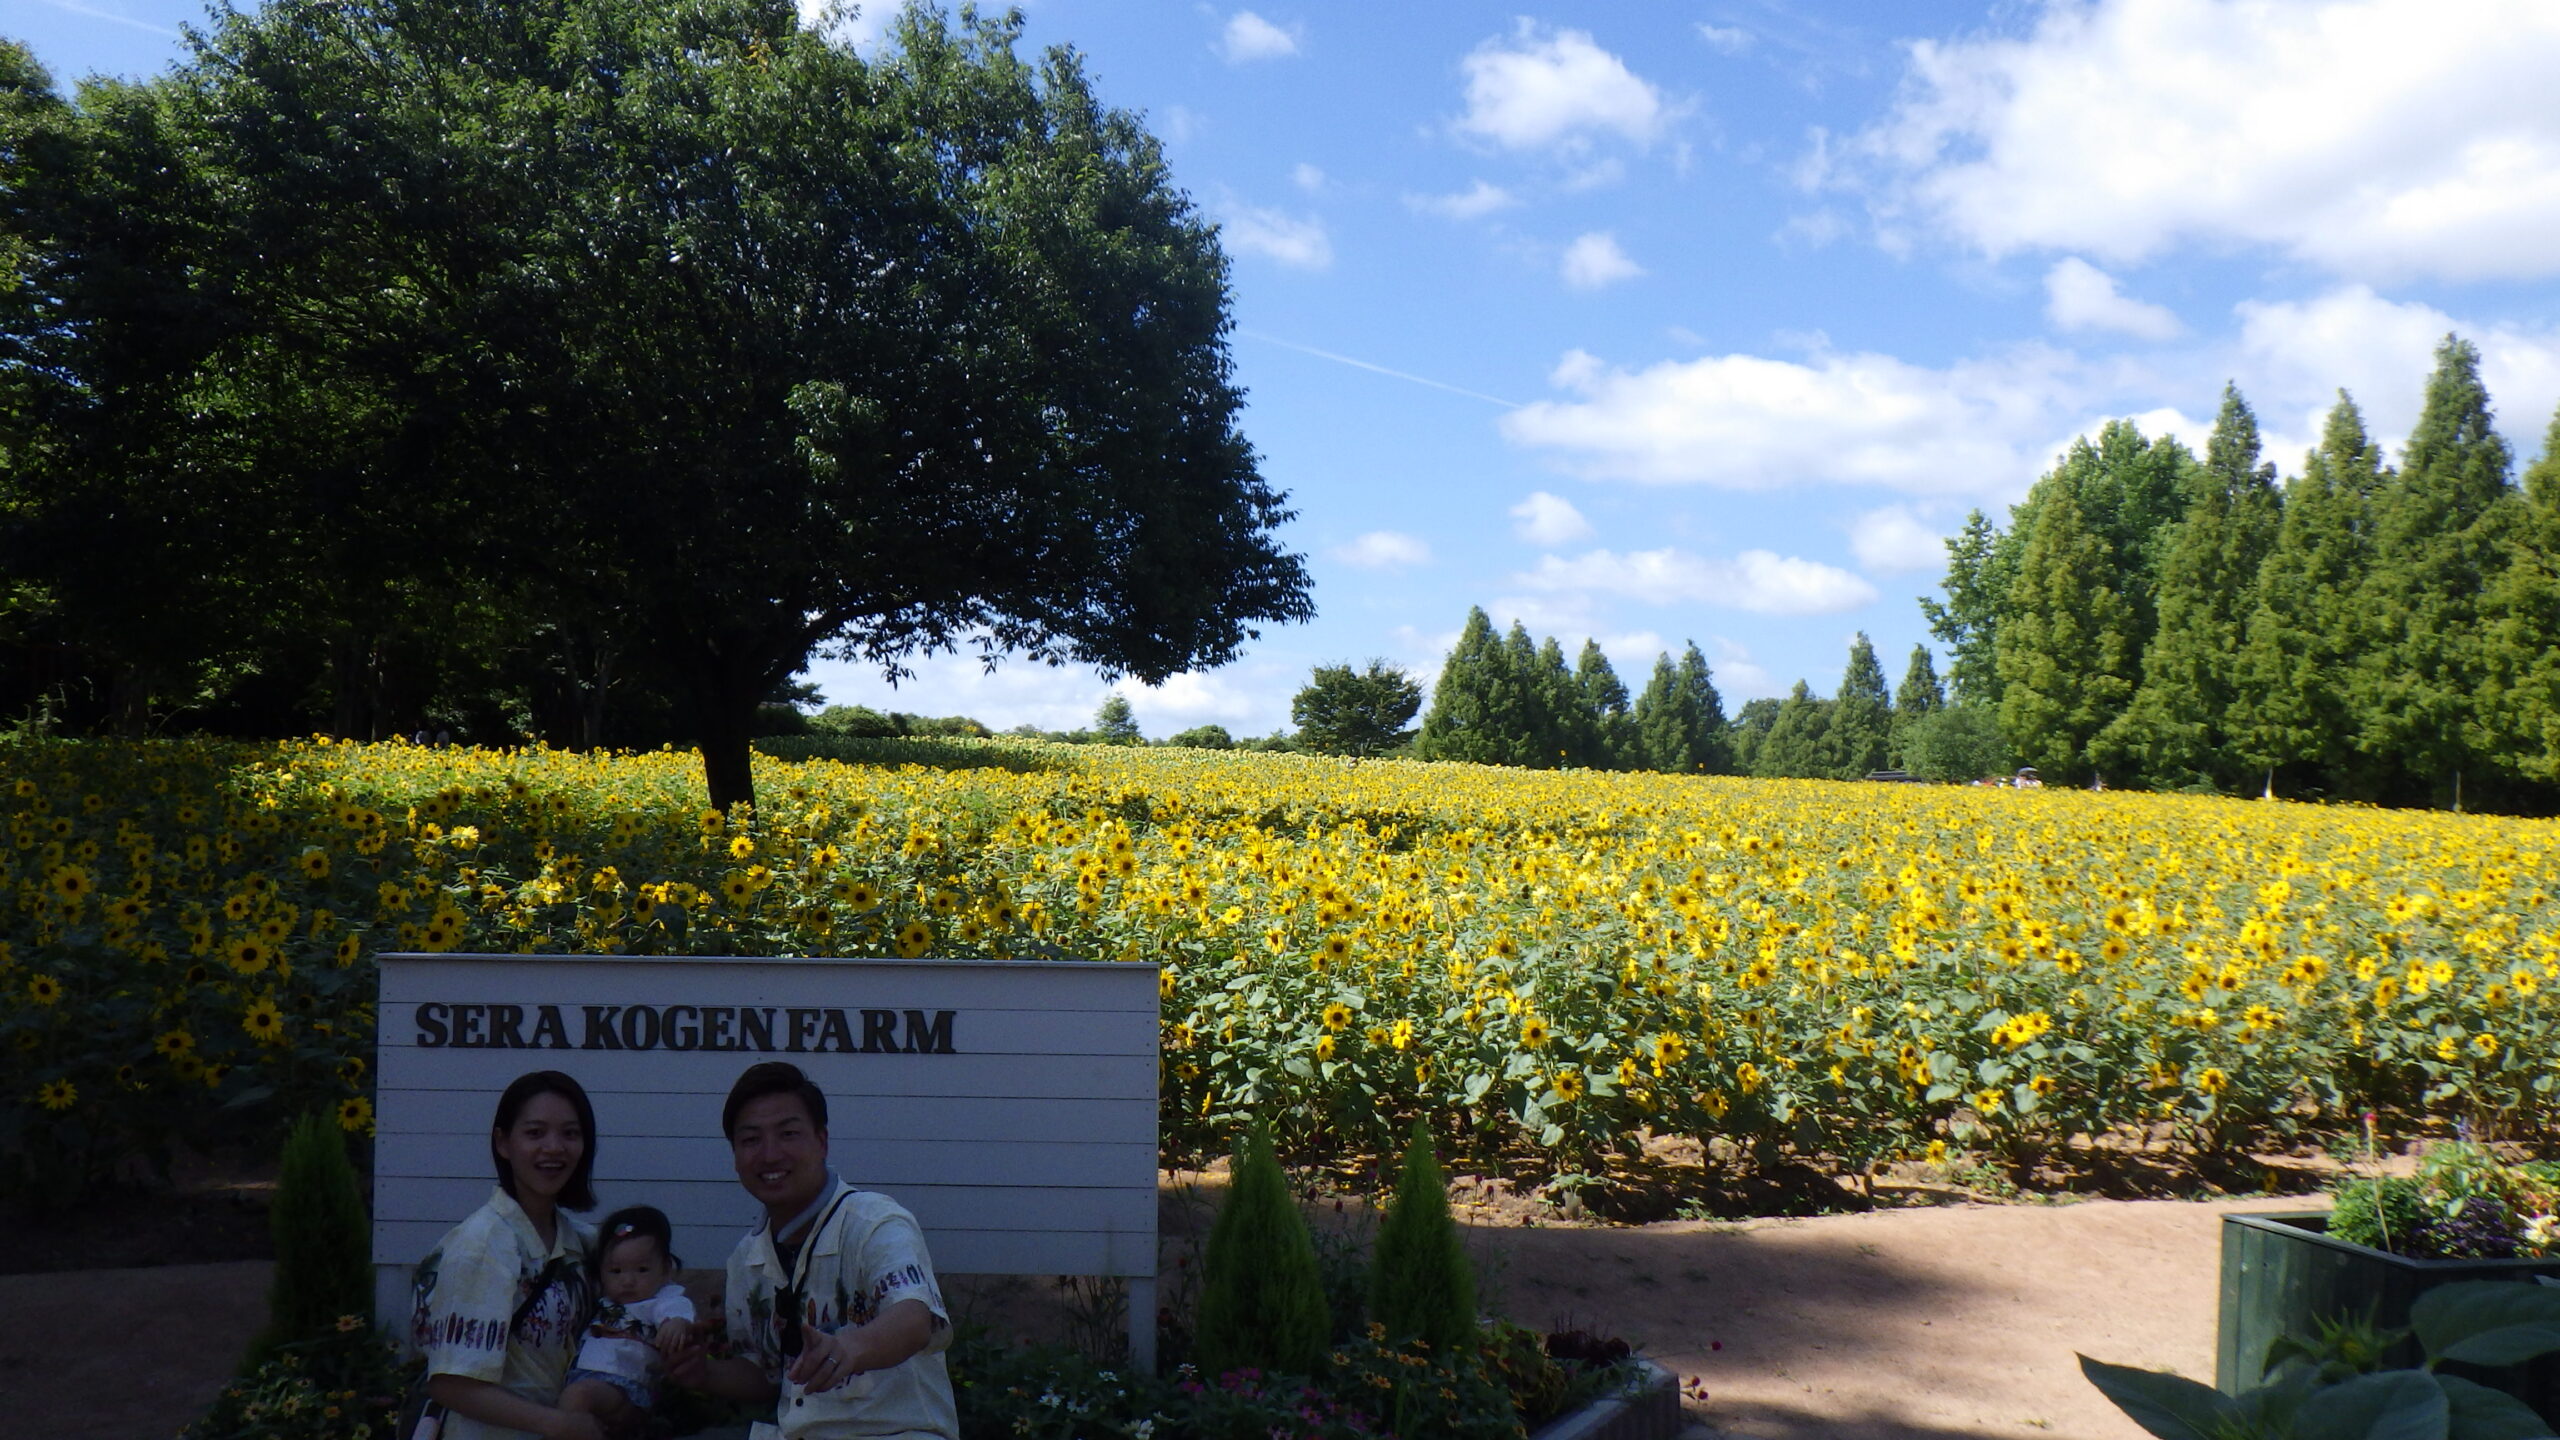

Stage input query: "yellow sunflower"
[
  {"left": 337, "top": 1096, "right": 375, "bottom": 1135},
  {"left": 243, "top": 998, "right": 287, "bottom": 1045},
  {"left": 36, "top": 1078, "right": 76, "bottom": 1111},
  {"left": 27, "top": 973, "right": 62, "bottom": 1006}
]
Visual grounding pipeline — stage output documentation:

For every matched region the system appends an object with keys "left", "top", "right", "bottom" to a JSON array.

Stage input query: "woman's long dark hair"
[{"left": 491, "top": 1070, "right": 599, "bottom": 1212}]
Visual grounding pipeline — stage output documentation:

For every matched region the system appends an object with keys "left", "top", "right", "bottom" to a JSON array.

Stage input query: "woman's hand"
[{"left": 652, "top": 1316, "right": 695, "bottom": 1357}]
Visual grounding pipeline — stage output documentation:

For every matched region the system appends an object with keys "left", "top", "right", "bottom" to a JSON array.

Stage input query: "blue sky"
[{"left": 20, "top": 0, "right": 2560, "bottom": 737}]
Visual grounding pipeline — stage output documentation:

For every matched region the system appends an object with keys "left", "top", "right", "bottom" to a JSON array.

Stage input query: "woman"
[{"left": 410, "top": 1070, "right": 609, "bottom": 1440}]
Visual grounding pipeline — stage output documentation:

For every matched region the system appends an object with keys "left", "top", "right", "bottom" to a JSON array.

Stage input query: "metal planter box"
[{"left": 2218, "top": 1211, "right": 2560, "bottom": 1416}]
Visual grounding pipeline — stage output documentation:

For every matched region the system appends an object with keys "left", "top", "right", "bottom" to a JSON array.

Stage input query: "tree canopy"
[{"left": 0, "top": 0, "right": 1310, "bottom": 809}]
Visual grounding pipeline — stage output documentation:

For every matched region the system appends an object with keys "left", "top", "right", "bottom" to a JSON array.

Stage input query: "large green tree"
[
  {"left": 1888, "top": 644, "right": 1943, "bottom": 769},
  {"left": 2479, "top": 404, "right": 2560, "bottom": 784},
  {"left": 1921, "top": 510, "right": 2008, "bottom": 706},
  {"left": 8, "top": 1, "right": 1312, "bottom": 808},
  {"left": 1631, "top": 642, "right": 1728, "bottom": 774},
  {"left": 2102, "top": 383, "right": 2281, "bottom": 789},
  {"left": 2352, "top": 335, "right": 2515, "bottom": 806},
  {"left": 1574, "top": 640, "right": 1636, "bottom": 769},
  {"left": 2229, "top": 393, "right": 2385, "bottom": 797},
  {"left": 1752, "top": 680, "right": 1831, "bottom": 779},
  {"left": 1827, "top": 632, "right": 1892, "bottom": 779},
  {"left": 1416, "top": 608, "right": 1519, "bottom": 764},
  {"left": 1291, "top": 659, "right": 1422, "bottom": 757},
  {"left": 1995, "top": 483, "right": 2137, "bottom": 783}
]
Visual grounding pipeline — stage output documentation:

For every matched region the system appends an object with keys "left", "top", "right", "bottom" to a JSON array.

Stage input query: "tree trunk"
[
  {"left": 696, "top": 691, "right": 759, "bottom": 814},
  {"left": 109, "top": 664, "right": 149, "bottom": 738}
]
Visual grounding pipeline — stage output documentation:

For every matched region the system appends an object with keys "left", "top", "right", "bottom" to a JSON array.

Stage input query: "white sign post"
[{"left": 372, "top": 952, "right": 1162, "bottom": 1369}]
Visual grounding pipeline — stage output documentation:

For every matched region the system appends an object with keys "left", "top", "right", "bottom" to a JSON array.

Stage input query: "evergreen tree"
[
  {"left": 2102, "top": 383, "right": 2281, "bottom": 789},
  {"left": 255, "top": 1111, "right": 373, "bottom": 1362},
  {"left": 1674, "top": 642, "right": 1731, "bottom": 774},
  {"left": 2478, "top": 402, "right": 2560, "bottom": 786},
  {"left": 1092, "top": 695, "right": 1143, "bottom": 745},
  {"left": 1367, "top": 1122, "right": 1477, "bottom": 1355},
  {"left": 1415, "top": 608, "right": 1518, "bottom": 765},
  {"left": 1920, "top": 510, "right": 2008, "bottom": 706},
  {"left": 1574, "top": 640, "right": 1636, "bottom": 770},
  {"left": 1995, "top": 482, "right": 2137, "bottom": 784},
  {"left": 1889, "top": 644, "right": 1944, "bottom": 769},
  {"left": 1291, "top": 660, "right": 1422, "bottom": 757},
  {"left": 1828, "top": 633, "right": 1893, "bottom": 778},
  {"left": 2352, "top": 335, "right": 2516, "bottom": 806},
  {"left": 1753, "top": 680, "right": 1833, "bottom": 778},
  {"left": 2230, "top": 393, "right": 2385, "bottom": 797},
  {"left": 1726, "top": 696, "right": 1779, "bottom": 775},
  {"left": 1532, "top": 634, "right": 1588, "bottom": 767},
  {"left": 1631, "top": 652, "right": 1696, "bottom": 772},
  {"left": 1195, "top": 1120, "right": 1331, "bottom": 1377}
]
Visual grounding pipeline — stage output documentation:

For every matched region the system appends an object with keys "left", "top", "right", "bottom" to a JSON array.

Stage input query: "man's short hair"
[{"left": 722, "top": 1060, "right": 829, "bottom": 1138}]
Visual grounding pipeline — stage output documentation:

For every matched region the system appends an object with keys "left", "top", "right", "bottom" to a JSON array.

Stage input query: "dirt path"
[
  {"left": 0, "top": 1259, "right": 272, "bottom": 1440},
  {"left": 5, "top": 1193, "right": 2312, "bottom": 1439},
  {"left": 1466, "top": 1193, "right": 2317, "bottom": 1440}
]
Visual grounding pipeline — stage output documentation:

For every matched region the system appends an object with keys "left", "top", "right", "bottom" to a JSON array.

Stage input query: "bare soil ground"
[{"left": 3, "top": 1164, "right": 2324, "bottom": 1440}]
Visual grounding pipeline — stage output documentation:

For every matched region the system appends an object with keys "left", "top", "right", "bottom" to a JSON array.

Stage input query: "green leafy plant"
[
  {"left": 2328, "top": 1141, "right": 2560, "bottom": 1260},
  {"left": 1194, "top": 1119, "right": 1330, "bottom": 1378},
  {"left": 186, "top": 1326, "right": 410, "bottom": 1440},
  {"left": 2081, "top": 1280, "right": 2560, "bottom": 1439},
  {"left": 1370, "top": 1121, "right": 1479, "bottom": 1356},
  {"left": 251, "top": 1110, "right": 372, "bottom": 1366}
]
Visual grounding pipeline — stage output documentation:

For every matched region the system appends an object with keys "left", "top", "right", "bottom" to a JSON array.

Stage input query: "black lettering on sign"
[
  {"left": 818, "top": 1009, "right": 855, "bottom": 1054},
  {"left": 620, "top": 1005, "right": 661, "bottom": 1051},
  {"left": 904, "top": 1010, "right": 956, "bottom": 1054},
  {"left": 664, "top": 1005, "right": 701, "bottom": 1051},
  {"left": 404, "top": 1000, "right": 962, "bottom": 1053},
  {"left": 529, "top": 1005, "right": 571, "bottom": 1050},
  {"left": 489, "top": 1005, "right": 528, "bottom": 1049},
  {"left": 861, "top": 1009, "right": 899, "bottom": 1054}
]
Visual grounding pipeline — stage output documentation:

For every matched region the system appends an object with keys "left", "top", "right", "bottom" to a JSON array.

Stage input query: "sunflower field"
[{"left": 4, "top": 734, "right": 2555, "bottom": 1204}]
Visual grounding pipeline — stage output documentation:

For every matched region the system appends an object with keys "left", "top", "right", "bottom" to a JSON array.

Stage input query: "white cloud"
[
  {"left": 2232, "top": 286, "right": 2560, "bottom": 463},
  {"left": 1502, "top": 343, "right": 2075, "bottom": 496},
  {"left": 1709, "top": 638, "right": 1777, "bottom": 700},
  {"left": 1457, "top": 22, "right": 1668, "bottom": 153},
  {"left": 1218, "top": 202, "right": 1332, "bottom": 270},
  {"left": 1218, "top": 11, "right": 1302, "bottom": 64},
  {"left": 1333, "top": 531, "right": 1433, "bottom": 571},
  {"left": 1560, "top": 231, "right": 1645, "bottom": 290},
  {"left": 1855, "top": 0, "right": 2560, "bottom": 282},
  {"left": 800, "top": 650, "right": 1286, "bottom": 736},
  {"left": 1522, "top": 547, "right": 1878, "bottom": 616},
  {"left": 1848, "top": 506, "right": 1949, "bottom": 575},
  {"left": 1510, "top": 491, "right": 1595, "bottom": 546},
  {"left": 1291, "top": 162, "right": 1326, "bottom": 192},
  {"left": 2043, "top": 258, "right": 2183, "bottom": 341},
  {"left": 1697, "top": 23, "right": 1753, "bottom": 55},
  {"left": 1407, "top": 180, "right": 1520, "bottom": 221}
]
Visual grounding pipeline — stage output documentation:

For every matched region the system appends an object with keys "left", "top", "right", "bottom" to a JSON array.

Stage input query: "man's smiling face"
[{"left": 730, "top": 1090, "right": 830, "bottom": 1218}]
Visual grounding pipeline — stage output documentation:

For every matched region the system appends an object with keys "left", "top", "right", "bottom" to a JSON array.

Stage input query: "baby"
[{"left": 561, "top": 1206, "right": 696, "bottom": 1428}]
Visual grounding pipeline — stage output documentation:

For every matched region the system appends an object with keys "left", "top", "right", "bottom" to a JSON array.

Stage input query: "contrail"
[
  {"left": 38, "top": 0, "right": 182, "bottom": 38},
  {"left": 1239, "top": 329, "right": 1520, "bottom": 409}
]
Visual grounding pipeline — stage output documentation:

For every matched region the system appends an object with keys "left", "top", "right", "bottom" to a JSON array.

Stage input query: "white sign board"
[{"left": 373, "top": 953, "right": 1161, "bottom": 1364}]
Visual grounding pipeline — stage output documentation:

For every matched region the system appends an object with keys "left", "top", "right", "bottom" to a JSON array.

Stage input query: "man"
[{"left": 667, "top": 1061, "right": 956, "bottom": 1439}]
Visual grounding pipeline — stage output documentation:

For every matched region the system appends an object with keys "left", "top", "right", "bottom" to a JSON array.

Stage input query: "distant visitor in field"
[{"left": 667, "top": 1061, "right": 957, "bottom": 1439}]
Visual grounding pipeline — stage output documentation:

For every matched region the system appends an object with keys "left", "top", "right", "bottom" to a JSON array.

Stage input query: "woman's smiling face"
[{"left": 493, "top": 1089, "right": 585, "bottom": 1206}]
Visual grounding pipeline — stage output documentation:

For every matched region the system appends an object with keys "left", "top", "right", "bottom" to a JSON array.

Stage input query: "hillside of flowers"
[{"left": 5, "top": 734, "right": 2554, "bottom": 1204}]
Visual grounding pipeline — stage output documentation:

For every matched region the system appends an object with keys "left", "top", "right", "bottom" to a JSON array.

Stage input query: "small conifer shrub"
[
  {"left": 1369, "top": 1121, "right": 1477, "bottom": 1354},
  {"left": 1194, "top": 1118, "right": 1330, "bottom": 1377},
  {"left": 252, "top": 1109, "right": 373, "bottom": 1364}
]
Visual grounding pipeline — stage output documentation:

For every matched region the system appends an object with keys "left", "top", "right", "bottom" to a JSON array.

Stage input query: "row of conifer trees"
[{"left": 1928, "top": 334, "right": 2560, "bottom": 807}]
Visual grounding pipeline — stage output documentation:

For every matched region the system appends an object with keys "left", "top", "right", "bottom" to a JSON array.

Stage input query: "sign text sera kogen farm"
[{"left": 411, "top": 1001, "right": 959, "bottom": 1055}]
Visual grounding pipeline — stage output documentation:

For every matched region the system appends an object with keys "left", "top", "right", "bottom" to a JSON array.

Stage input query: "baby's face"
[{"left": 600, "top": 1235, "right": 672, "bottom": 1304}]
